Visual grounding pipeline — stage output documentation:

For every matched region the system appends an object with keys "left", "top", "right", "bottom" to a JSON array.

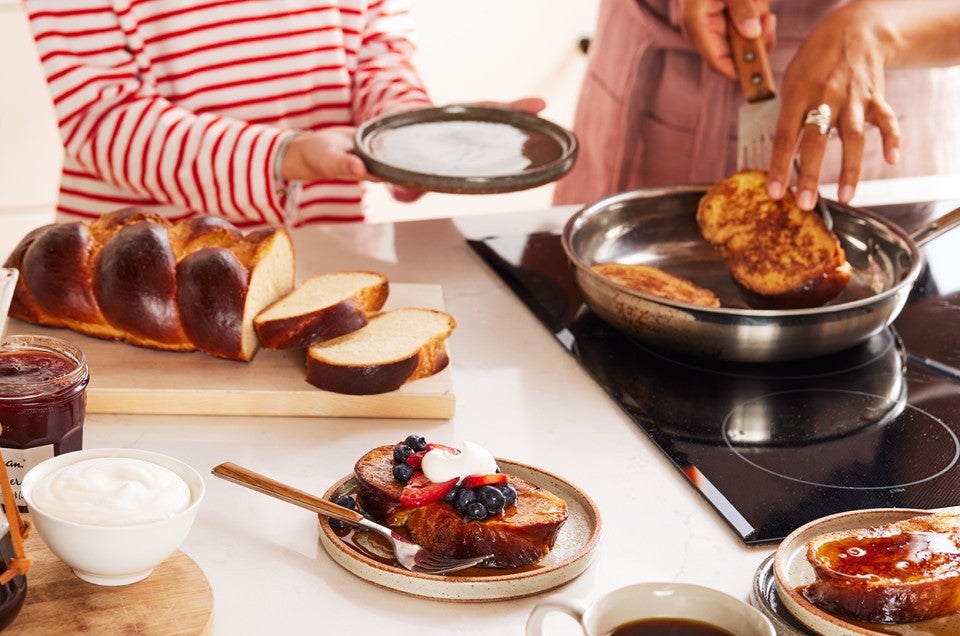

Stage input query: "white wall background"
[
  {"left": 0, "top": 0, "right": 599, "bottom": 230},
  {"left": 0, "top": 0, "right": 61, "bottom": 212}
]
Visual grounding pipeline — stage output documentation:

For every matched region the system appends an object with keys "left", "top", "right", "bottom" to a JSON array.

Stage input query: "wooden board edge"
[{"left": 87, "top": 389, "right": 456, "bottom": 419}]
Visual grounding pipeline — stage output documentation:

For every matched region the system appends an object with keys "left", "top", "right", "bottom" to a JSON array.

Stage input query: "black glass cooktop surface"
[{"left": 468, "top": 199, "right": 960, "bottom": 545}]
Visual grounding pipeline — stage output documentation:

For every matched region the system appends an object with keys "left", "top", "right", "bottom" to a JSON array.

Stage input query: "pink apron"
[{"left": 554, "top": 0, "right": 960, "bottom": 205}]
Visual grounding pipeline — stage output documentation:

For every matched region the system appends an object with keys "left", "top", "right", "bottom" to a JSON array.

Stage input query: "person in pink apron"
[{"left": 555, "top": 0, "right": 960, "bottom": 208}]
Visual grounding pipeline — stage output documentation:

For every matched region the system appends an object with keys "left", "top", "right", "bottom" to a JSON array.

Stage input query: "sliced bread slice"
[
  {"left": 306, "top": 308, "right": 455, "bottom": 395},
  {"left": 697, "top": 169, "right": 851, "bottom": 309},
  {"left": 254, "top": 271, "right": 389, "bottom": 349}
]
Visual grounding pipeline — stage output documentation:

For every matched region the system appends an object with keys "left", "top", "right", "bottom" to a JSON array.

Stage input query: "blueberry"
[
  {"left": 499, "top": 483, "right": 517, "bottom": 507},
  {"left": 455, "top": 486, "right": 476, "bottom": 513},
  {"left": 335, "top": 494, "right": 357, "bottom": 510},
  {"left": 393, "top": 462, "right": 415, "bottom": 483},
  {"left": 393, "top": 444, "right": 413, "bottom": 464},
  {"left": 356, "top": 511, "right": 377, "bottom": 531},
  {"left": 477, "top": 485, "right": 505, "bottom": 514},
  {"left": 404, "top": 434, "right": 427, "bottom": 452},
  {"left": 465, "top": 501, "right": 488, "bottom": 521},
  {"left": 328, "top": 518, "right": 349, "bottom": 530},
  {"left": 443, "top": 483, "right": 461, "bottom": 503}
]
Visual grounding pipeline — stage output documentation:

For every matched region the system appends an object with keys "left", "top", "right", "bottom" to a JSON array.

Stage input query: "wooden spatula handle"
[
  {"left": 727, "top": 16, "right": 776, "bottom": 102},
  {"left": 212, "top": 461, "right": 365, "bottom": 524}
]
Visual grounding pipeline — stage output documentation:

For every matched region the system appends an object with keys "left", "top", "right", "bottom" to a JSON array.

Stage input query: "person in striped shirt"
[{"left": 25, "top": 1, "right": 542, "bottom": 227}]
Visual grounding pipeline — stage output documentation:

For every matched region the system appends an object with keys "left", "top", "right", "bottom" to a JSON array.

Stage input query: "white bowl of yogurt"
[{"left": 22, "top": 448, "right": 204, "bottom": 586}]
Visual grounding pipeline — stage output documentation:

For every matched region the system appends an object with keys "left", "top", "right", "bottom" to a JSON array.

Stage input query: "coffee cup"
[{"left": 525, "top": 582, "right": 775, "bottom": 636}]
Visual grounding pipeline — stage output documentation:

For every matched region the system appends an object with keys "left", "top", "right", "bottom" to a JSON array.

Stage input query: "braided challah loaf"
[{"left": 4, "top": 208, "right": 295, "bottom": 361}]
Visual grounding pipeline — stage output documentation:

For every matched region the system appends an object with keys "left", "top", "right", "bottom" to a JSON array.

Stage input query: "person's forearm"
[{"left": 850, "top": 0, "right": 960, "bottom": 68}]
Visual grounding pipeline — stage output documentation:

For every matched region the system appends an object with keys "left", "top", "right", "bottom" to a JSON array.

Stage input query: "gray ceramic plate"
[
  {"left": 354, "top": 106, "right": 578, "bottom": 194},
  {"left": 317, "top": 459, "right": 601, "bottom": 602},
  {"left": 773, "top": 508, "right": 960, "bottom": 635}
]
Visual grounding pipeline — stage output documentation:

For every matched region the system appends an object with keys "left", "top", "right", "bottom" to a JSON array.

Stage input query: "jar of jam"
[{"left": 0, "top": 335, "right": 88, "bottom": 511}]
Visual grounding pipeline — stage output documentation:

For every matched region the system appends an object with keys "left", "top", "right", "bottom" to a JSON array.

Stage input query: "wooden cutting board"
[
  {"left": 5, "top": 284, "right": 454, "bottom": 419},
  {"left": 6, "top": 525, "right": 213, "bottom": 635}
]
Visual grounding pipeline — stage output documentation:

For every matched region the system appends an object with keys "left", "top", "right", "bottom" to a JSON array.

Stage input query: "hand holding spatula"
[{"left": 727, "top": 12, "right": 833, "bottom": 228}]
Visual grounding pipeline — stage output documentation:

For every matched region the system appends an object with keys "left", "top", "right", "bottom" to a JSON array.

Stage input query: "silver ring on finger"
[{"left": 803, "top": 103, "right": 832, "bottom": 136}]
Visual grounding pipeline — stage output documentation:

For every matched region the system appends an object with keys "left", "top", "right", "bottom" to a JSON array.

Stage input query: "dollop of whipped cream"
[
  {"left": 31, "top": 457, "right": 192, "bottom": 526},
  {"left": 421, "top": 441, "right": 498, "bottom": 483}
]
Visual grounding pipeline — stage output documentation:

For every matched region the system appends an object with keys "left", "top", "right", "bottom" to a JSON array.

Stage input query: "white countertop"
[
  {"left": 86, "top": 210, "right": 696, "bottom": 636},
  {"left": 4, "top": 174, "right": 960, "bottom": 635}
]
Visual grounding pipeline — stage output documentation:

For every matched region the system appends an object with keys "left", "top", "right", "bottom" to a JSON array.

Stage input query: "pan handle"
[{"left": 910, "top": 203, "right": 960, "bottom": 247}]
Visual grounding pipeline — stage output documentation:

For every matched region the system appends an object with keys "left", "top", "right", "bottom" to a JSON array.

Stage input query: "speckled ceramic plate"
[
  {"left": 752, "top": 553, "right": 822, "bottom": 636},
  {"left": 354, "top": 106, "right": 578, "bottom": 194},
  {"left": 317, "top": 459, "right": 601, "bottom": 602},
  {"left": 773, "top": 508, "right": 960, "bottom": 635}
]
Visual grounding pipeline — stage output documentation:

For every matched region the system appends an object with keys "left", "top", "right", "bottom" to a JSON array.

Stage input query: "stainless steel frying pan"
[{"left": 562, "top": 186, "right": 960, "bottom": 362}]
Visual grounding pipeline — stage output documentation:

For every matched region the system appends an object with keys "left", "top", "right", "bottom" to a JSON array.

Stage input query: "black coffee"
[{"left": 607, "top": 617, "right": 735, "bottom": 636}]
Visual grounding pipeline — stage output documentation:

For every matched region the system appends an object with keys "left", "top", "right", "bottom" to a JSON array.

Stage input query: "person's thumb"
[{"left": 342, "top": 153, "right": 368, "bottom": 180}]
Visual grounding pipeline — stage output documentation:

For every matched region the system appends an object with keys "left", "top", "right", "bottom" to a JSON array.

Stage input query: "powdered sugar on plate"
[{"left": 369, "top": 120, "right": 532, "bottom": 178}]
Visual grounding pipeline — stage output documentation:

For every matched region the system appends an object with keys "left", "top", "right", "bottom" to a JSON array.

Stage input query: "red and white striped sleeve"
[
  {"left": 25, "top": 1, "right": 289, "bottom": 225},
  {"left": 350, "top": 0, "right": 432, "bottom": 123}
]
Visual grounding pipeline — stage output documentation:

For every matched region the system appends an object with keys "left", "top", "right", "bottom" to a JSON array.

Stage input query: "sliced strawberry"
[
  {"left": 406, "top": 450, "right": 427, "bottom": 469},
  {"left": 461, "top": 473, "right": 507, "bottom": 488},
  {"left": 400, "top": 473, "right": 458, "bottom": 508},
  {"left": 426, "top": 442, "right": 460, "bottom": 454}
]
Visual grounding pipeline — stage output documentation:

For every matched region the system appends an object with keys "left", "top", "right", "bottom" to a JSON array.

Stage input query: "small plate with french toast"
[
  {"left": 773, "top": 508, "right": 960, "bottom": 635},
  {"left": 317, "top": 447, "right": 601, "bottom": 602}
]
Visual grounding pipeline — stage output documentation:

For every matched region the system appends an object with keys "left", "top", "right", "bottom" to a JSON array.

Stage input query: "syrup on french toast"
[
  {"left": 803, "top": 512, "right": 960, "bottom": 623},
  {"left": 350, "top": 436, "right": 568, "bottom": 569},
  {"left": 697, "top": 169, "right": 851, "bottom": 309},
  {"left": 591, "top": 263, "right": 720, "bottom": 308}
]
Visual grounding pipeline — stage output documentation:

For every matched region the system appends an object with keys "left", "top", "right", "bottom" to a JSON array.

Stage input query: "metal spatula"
[
  {"left": 729, "top": 17, "right": 778, "bottom": 171},
  {"left": 728, "top": 16, "right": 832, "bottom": 228}
]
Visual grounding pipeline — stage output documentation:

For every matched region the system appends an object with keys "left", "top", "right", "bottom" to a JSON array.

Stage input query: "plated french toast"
[
  {"left": 350, "top": 437, "right": 568, "bottom": 569},
  {"left": 803, "top": 512, "right": 960, "bottom": 623}
]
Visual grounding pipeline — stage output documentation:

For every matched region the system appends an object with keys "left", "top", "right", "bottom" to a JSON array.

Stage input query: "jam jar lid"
[{"left": 0, "top": 335, "right": 89, "bottom": 401}]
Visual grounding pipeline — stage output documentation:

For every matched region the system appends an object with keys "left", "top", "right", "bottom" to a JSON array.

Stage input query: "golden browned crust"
[
  {"left": 94, "top": 218, "right": 192, "bottom": 348},
  {"left": 256, "top": 301, "right": 370, "bottom": 350},
  {"left": 591, "top": 262, "right": 720, "bottom": 307},
  {"left": 304, "top": 309, "right": 454, "bottom": 395},
  {"left": 254, "top": 273, "right": 389, "bottom": 350},
  {"left": 307, "top": 354, "right": 423, "bottom": 395},
  {"left": 354, "top": 445, "right": 569, "bottom": 568},
  {"left": 176, "top": 247, "right": 248, "bottom": 359},
  {"left": 803, "top": 512, "right": 960, "bottom": 623},
  {"left": 697, "top": 170, "right": 851, "bottom": 309},
  {"left": 11, "top": 222, "right": 123, "bottom": 340}
]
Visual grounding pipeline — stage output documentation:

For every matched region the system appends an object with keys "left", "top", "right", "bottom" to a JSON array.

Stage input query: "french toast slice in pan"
[
  {"left": 697, "top": 170, "right": 851, "bottom": 309},
  {"left": 591, "top": 262, "right": 720, "bottom": 308}
]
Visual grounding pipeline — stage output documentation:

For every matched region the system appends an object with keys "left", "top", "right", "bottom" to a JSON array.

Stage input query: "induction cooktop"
[{"left": 468, "top": 199, "right": 960, "bottom": 544}]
